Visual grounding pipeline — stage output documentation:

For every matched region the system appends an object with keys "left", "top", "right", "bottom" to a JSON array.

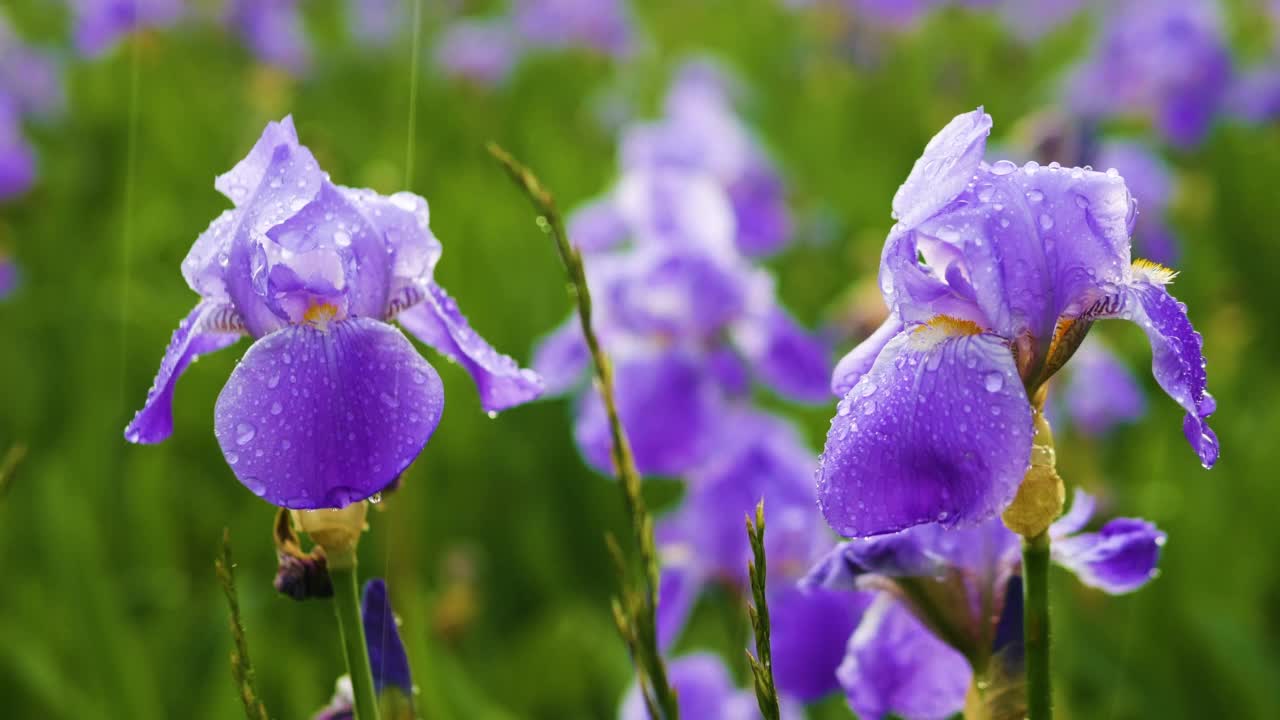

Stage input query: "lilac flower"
[
  {"left": 619, "top": 60, "right": 792, "bottom": 257},
  {"left": 70, "top": 0, "right": 183, "bottom": 57},
  {"left": 1053, "top": 336, "right": 1146, "bottom": 436},
  {"left": 315, "top": 578, "right": 413, "bottom": 719},
  {"left": 512, "top": 0, "right": 635, "bottom": 58},
  {"left": 821, "top": 108, "right": 1217, "bottom": 539},
  {"left": 434, "top": 18, "right": 521, "bottom": 87},
  {"left": 618, "top": 652, "right": 803, "bottom": 720},
  {"left": 805, "top": 491, "right": 1165, "bottom": 717},
  {"left": 1063, "top": 0, "right": 1232, "bottom": 148},
  {"left": 227, "top": 0, "right": 311, "bottom": 74},
  {"left": 124, "top": 117, "right": 542, "bottom": 508}
]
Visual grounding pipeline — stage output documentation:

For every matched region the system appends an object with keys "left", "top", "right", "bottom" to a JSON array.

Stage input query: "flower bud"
[{"left": 1002, "top": 411, "right": 1064, "bottom": 539}]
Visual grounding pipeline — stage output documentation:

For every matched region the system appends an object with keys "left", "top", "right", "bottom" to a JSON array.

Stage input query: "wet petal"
[
  {"left": 531, "top": 318, "right": 589, "bottom": 396},
  {"left": 214, "top": 116, "right": 300, "bottom": 206},
  {"left": 124, "top": 301, "right": 245, "bottom": 444},
  {"left": 837, "top": 596, "right": 970, "bottom": 720},
  {"left": 772, "top": 586, "right": 870, "bottom": 702},
  {"left": 397, "top": 283, "right": 543, "bottom": 413},
  {"left": 1097, "top": 271, "right": 1218, "bottom": 466},
  {"left": 891, "top": 108, "right": 992, "bottom": 230},
  {"left": 832, "top": 315, "right": 903, "bottom": 397},
  {"left": 339, "top": 186, "right": 442, "bottom": 291},
  {"left": 362, "top": 578, "right": 412, "bottom": 695},
  {"left": 1052, "top": 517, "right": 1166, "bottom": 594},
  {"left": 734, "top": 307, "right": 831, "bottom": 404},
  {"left": 818, "top": 322, "right": 1034, "bottom": 538},
  {"left": 574, "top": 351, "right": 721, "bottom": 476},
  {"left": 214, "top": 318, "right": 444, "bottom": 508}
]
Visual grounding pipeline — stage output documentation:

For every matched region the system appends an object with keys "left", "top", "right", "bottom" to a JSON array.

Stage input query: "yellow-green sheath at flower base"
[{"left": 488, "top": 143, "right": 679, "bottom": 720}]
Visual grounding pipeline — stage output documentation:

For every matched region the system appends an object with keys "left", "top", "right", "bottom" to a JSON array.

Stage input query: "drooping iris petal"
[
  {"left": 1052, "top": 517, "right": 1166, "bottom": 594},
  {"left": 837, "top": 596, "right": 970, "bottom": 720},
  {"left": 125, "top": 301, "right": 245, "bottom": 444},
  {"left": 531, "top": 318, "right": 589, "bottom": 396},
  {"left": 1059, "top": 337, "right": 1146, "bottom": 436},
  {"left": 818, "top": 322, "right": 1034, "bottom": 537},
  {"left": 574, "top": 351, "right": 721, "bottom": 476},
  {"left": 396, "top": 283, "right": 543, "bottom": 414},
  {"left": 213, "top": 318, "right": 444, "bottom": 508},
  {"left": 832, "top": 315, "right": 904, "bottom": 397},
  {"left": 771, "top": 586, "right": 869, "bottom": 702},
  {"left": 361, "top": 578, "right": 412, "bottom": 695},
  {"left": 734, "top": 307, "right": 831, "bottom": 403},
  {"left": 1104, "top": 272, "right": 1218, "bottom": 466},
  {"left": 890, "top": 108, "right": 992, "bottom": 230}
]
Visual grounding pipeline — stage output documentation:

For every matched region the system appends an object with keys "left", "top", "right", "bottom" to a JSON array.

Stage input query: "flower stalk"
[
  {"left": 745, "top": 501, "right": 781, "bottom": 720},
  {"left": 488, "top": 143, "right": 679, "bottom": 719},
  {"left": 214, "top": 529, "right": 271, "bottom": 720},
  {"left": 331, "top": 563, "right": 381, "bottom": 720}
]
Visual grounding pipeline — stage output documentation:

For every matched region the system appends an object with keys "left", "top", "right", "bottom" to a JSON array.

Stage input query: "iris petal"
[
  {"left": 397, "top": 283, "right": 543, "bottom": 413},
  {"left": 125, "top": 301, "right": 244, "bottom": 444},
  {"left": 771, "top": 586, "right": 869, "bottom": 702},
  {"left": 736, "top": 307, "right": 832, "bottom": 403},
  {"left": 214, "top": 318, "right": 443, "bottom": 508},
  {"left": 1052, "top": 517, "right": 1166, "bottom": 595},
  {"left": 890, "top": 108, "right": 992, "bottom": 230},
  {"left": 832, "top": 315, "right": 903, "bottom": 397},
  {"left": 818, "top": 325, "right": 1034, "bottom": 538},
  {"left": 837, "top": 596, "right": 970, "bottom": 720},
  {"left": 530, "top": 318, "right": 590, "bottom": 396},
  {"left": 361, "top": 578, "right": 412, "bottom": 695}
]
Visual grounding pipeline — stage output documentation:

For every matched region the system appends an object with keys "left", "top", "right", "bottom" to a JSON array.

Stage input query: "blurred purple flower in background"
[
  {"left": 1064, "top": 0, "right": 1232, "bottom": 148},
  {"left": 820, "top": 108, "right": 1217, "bottom": 539},
  {"left": 0, "top": 11, "right": 64, "bottom": 202},
  {"left": 124, "top": 117, "right": 542, "bottom": 508},
  {"left": 0, "top": 100, "right": 35, "bottom": 201},
  {"left": 434, "top": 18, "right": 521, "bottom": 87},
  {"left": 803, "top": 489, "right": 1165, "bottom": 717},
  {"left": 347, "top": 0, "right": 404, "bottom": 47},
  {"left": 0, "top": 253, "right": 17, "bottom": 300},
  {"left": 227, "top": 0, "right": 311, "bottom": 74},
  {"left": 619, "top": 652, "right": 804, "bottom": 720},
  {"left": 69, "top": 0, "right": 183, "bottom": 57},
  {"left": 1051, "top": 336, "right": 1146, "bottom": 436}
]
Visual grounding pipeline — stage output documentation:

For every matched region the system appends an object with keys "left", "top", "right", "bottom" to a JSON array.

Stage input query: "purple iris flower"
[
  {"left": 805, "top": 490, "right": 1165, "bottom": 717},
  {"left": 988, "top": 0, "right": 1087, "bottom": 42},
  {"left": 821, "top": 108, "right": 1217, "bottom": 539},
  {"left": 434, "top": 18, "right": 521, "bottom": 87},
  {"left": 227, "top": 0, "right": 311, "bottom": 74},
  {"left": 314, "top": 578, "right": 413, "bottom": 720},
  {"left": 511, "top": 0, "right": 635, "bottom": 58},
  {"left": 1051, "top": 336, "right": 1146, "bottom": 436},
  {"left": 619, "top": 60, "right": 793, "bottom": 257},
  {"left": 69, "top": 0, "right": 183, "bottom": 57},
  {"left": 124, "top": 117, "right": 542, "bottom": 508},
  {"left": 618, "top": 652, "right": 804, "bottom": 720},
  {"left": 1063, "top": 0, "right": 1232, "bottom": 149},
  {"left": 1095, "top": 139, "right": 1178, "bottom": 264},
  {"left": 536, "top": 173, "right": 830, "bottom": 475},
  {"left": 347, "top": 0, "right": 404, "bottom": 47}
]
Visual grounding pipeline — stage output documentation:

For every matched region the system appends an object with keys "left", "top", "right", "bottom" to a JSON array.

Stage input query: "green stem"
[
  {"left": 331, "top": 564, "right": 381, "bottom": 720},
  {"left": 1022, "top": 531, "right": 1052, "bottom": 720}
]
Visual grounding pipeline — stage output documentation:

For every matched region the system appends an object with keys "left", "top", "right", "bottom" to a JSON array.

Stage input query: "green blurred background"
[{"left": 2, "top": 1, "right": 1279, "bottom": 718}]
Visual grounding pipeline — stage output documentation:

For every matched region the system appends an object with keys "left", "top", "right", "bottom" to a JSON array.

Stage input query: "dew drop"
[
  {"left": 334, "top": 230, "right": 352, "bottom": 247},
  {"left": 270, "top": 402, "right": 283, "bottom": 415},
  {"left": 1039, "top": 213, "right": 1054, "bottom": 231},
  {"left": 486, "top": 410, "right": 498, "bottom": 419},
  {"left": 380, "top": 392, "right": 400, "bottom": 408},
  {"left": 983, "top": 372, "right": 1004, "bottom": 392},
  {"left": 990, "top": 160, "right": 1016, "bottom": 176},
  {"left": 236, "top": 423, "right": 257, "bottom": 445},
  {"left": 369, "top": 492, "right": 383, "bottom": 505},
  {"left": 244, "top": 477, "right": 266, "bottom": 497},
  {"left": 1027, "top": 189, "right": 1045, "bottom": 203},
  {"left": 267, "top": 372, "right": 281, "bottom": 389}
]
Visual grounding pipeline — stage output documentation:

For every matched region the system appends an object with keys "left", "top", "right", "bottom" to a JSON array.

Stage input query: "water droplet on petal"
[
  {"left": 991, "top": 160, "right": 1016, "bottom": 176},
  {"left": 369, "top": 492, "right": 383, "bottom": 505},
  {"left": 270, "top": 402, "right": 283, "bottom": 415},
  {"left": 334, "top": 230, "right": 352, "bottom": 247},
  {"left": 236, "top": 423, "right": 257, "bottom": 445},
  {"left": 244, "top": 477, "right": 266, "bottom": 496},
  {"left": 1039, "top": 213, "right": 1054, "bottom": 230},
  {"left": 983, "top": 372, "right": 1004, "bottom": 392}
]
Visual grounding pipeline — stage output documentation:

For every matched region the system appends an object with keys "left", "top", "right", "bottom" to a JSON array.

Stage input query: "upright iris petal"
[
  {"left": 126, "top": 116, "right": 542, "bottom": 507},
  {"left": 823, "top": 108, "right": 1217, "bottom": 538}
]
